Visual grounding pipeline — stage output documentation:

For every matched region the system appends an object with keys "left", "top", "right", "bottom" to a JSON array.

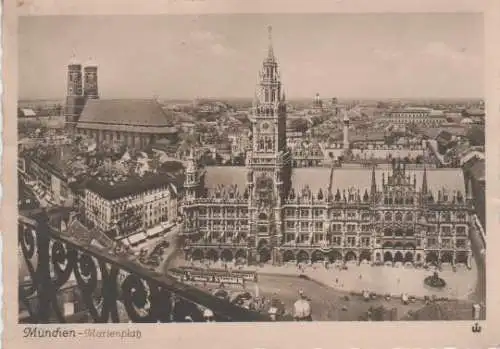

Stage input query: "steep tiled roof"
[
  {"left": 77, "top": 99, "right": 174, "bottom": 127},
  {"left": 204, "top": 166, "right": 465, "bottom": 197},
  {"left": 204, "top": 166, "right": 247, "bottom": 191},
  {"left": 77, "top": 123, "right": 178, "bottom": 134},
  {"left": 419, "top": 128, "right": 442, "bottom": 140},
  {"left": 349, "top": 132, "right": 387, "bottom": 143},
  {"left": 86, "top": 172, "right": 175, "bottom": 200},
  {"left": 291, "top": 167, "right": 332, "bottom": 194}
]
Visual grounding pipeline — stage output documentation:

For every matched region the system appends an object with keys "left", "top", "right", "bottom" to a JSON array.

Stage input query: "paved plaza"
[{"left": 177, "top": 259, "right": 479, "bottom": 301}]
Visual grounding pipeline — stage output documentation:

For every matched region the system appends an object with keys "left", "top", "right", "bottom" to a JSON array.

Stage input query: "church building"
[{"left": 64, "top": 59, "right": 177, "bottom": 149}]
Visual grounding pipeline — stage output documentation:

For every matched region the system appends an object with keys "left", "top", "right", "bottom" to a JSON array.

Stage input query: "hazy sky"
[{"left": 19, "top": 13, "right": 483, "bottom": 100}]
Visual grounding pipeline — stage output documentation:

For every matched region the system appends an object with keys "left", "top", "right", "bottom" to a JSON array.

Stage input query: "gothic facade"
[{"left": 181, "top": 27, "right": 474, "bottom": 268}]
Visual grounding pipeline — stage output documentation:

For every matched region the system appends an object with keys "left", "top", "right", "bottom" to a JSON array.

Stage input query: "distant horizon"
[
  {"left": 19, "top": 13, "right": 483, "bottom": 100},
  {"left": 18, "top": 96, "right": 484, "bottom": 104}
]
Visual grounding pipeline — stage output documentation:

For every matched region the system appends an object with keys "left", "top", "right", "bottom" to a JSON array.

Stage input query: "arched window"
[
  {"left": 395, "top": 212, "right": 403, "bottom": 222},
  {"left": 405, "top": 212, "right": 413, "bottom": 222},
  {"left": 259, "top": 139, "right": 265, "bottom": 151},
  {"left": 384, "top": 212, "right": 392, "bottom": 221}
]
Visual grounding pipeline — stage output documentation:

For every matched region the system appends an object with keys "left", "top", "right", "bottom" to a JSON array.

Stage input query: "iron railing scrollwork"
[{"left": 19, "top": 210, "right": 270, "bottom": 323}]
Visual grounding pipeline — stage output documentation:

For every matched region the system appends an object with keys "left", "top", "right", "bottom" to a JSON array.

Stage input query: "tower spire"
[
  {"left": 69, "top": 49, "right": 78, "bottom": 64},
  {"left": 370, "top": 165, "right": 377, "bottom": 198},
  {"left": 466, "top": 177, "right": 473, "bottom": 200},
  {"left": 421, "top": 166, "right": 428, "bottom": 195},
  {"left": 267, "top": 25, "right": 275, "bottom": 61}
]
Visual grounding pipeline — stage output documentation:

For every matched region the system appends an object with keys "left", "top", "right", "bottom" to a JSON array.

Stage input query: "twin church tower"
[{"left": 65, "top": 59, "right": 99, "bottom": 123}]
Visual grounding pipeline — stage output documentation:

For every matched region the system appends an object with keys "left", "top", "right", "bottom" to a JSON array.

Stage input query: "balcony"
[{"left": 18, "top": 209, "right": 269, "bottom": 323}]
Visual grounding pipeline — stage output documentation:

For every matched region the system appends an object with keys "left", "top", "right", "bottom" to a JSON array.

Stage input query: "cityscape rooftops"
[
  {"left": 389, "top": 107, "right": 433, "bottom": 113},
  {"left": 464, "top": 108, "right": 485, "bottom": 117},
  {"left": 24, "top": 144, "right": 77, "bottom": 180},
  {"left": 348, "top": 131, "right": 388, "bottom": 143}
]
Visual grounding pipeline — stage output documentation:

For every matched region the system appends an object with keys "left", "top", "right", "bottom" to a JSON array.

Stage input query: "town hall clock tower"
[{"left": 246, "top": 26, "right": 291, "bottom": 264}]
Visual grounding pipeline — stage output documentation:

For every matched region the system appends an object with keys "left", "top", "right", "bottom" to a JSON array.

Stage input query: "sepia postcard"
[{"left": 2, "top": 0, "right": 500, "bottom": 348}]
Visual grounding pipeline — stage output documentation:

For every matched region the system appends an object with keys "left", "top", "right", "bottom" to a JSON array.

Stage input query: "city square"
[{"left": 17, "top": 13, "right": 486, "bottom": 323}]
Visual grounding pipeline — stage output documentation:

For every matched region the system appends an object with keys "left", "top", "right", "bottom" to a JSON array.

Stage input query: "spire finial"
[
  {"left": 69, "top": 49, "right": 79, "bottom": 65},
  {"left": 370, "top": 164, "right": 377, "bottom": 197},
  {"left": 421, "top": 166, "right": 428, "bottom": 195},
  {"left": 267, "top": 25, "right": 274, "bottom": 60}
]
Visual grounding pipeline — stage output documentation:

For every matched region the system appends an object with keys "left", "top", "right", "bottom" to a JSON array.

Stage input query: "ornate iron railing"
[{"left": 18, "top": 209, "right": 270, "bottom": 323}]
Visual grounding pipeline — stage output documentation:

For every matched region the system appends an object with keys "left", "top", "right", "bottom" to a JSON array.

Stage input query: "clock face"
[{"left": 261, "top": 122, "right": 270, "bottom": 130}]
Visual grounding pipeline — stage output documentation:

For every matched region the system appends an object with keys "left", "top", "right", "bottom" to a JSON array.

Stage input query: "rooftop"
[
  {"left": 25, "top": 145, "right": 77, "bottom": 179},
  {"left": 464, "top": 108, "right": 485, "bottom": 116},
  {"left": 204, "top": 165, "right": 466, "bottom": 197},
  {"left": 204, "top": 166, "right": 248, "bottom": 192},
  {"left": 291, "top": 167, "right": 465, "bottom": 195},
  {"left": 86, "top": 171, "right": 176, "bottom": 201},
  {"left": 77, "top": 99, "right": 176, "bottom": 128},
  {"left": 349, "top": 131, "right": 387, "bottom": 143},
  {"left": 18, "top": 108, "right": 37, "bottom": 118},
  {"left": 390, "top": 107, "right": 432, "bottom": 113}
]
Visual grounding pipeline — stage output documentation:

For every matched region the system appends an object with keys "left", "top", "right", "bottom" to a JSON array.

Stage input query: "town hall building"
[{"left": 181, "top": 27, "right": 474, "bottom": 268}]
